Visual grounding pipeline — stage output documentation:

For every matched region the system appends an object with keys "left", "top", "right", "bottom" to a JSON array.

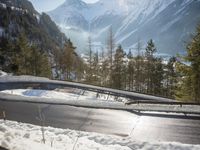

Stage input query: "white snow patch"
[
  {"left": 1, "top": 89, "right": 127, "bottom": 102},
  {"left": 0, "top": 70, "right": 7, "bottom": 77},
  {"left": 0, "top": 120, "right": 199, "bottom": 150},
  {"left": 0, "top": 3, "right": 6, "bottom": 9},
  {"left": 160, "top": 16, "right": 181, "bottom": 33},
  {"left": 1, "top": 89, "right": 83, "bottom": 101},
  {"left": 33, "top": 14, "right": 40, "bottom": 23},
  {"left": 117, "top": 28, "right": 138, "bottom": 43},
  {"left": 115, "top": 0, "right": 174, "bottom": 37},
  {"left": 0, "top": 27, "right": 4, "bottom": 36}
]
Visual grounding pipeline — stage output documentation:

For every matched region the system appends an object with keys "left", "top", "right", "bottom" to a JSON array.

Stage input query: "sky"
[{"left": 29, "top": 0, "right": 99, "bottom": 12}]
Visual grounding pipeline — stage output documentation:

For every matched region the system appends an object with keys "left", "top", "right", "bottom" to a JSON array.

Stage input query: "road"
[{"left": 0, "top": 100, "right": 200, "bottom": 145}]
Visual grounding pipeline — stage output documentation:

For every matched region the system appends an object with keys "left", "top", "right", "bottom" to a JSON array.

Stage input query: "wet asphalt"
[{"left": 0, "top": 100, "right": 200, "bottom": 145}]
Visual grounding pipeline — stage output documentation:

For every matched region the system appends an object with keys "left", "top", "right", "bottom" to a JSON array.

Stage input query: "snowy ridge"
[
  {"left": 115, "top": 0, "right": 174, "bottom": 37},
  {"left": 49, "top": 0, "right": 131, "bottom": 24},
  {"left": 49, "top": 0, "right": 174, "bottom": 28},
  {"left": 0, "top": 2, "right": 28, "bottom": 13},
  {"left": 1, "top": 120, "right": 200, "bottom": 150},
  {"left": 0, "top": 2, "right": 40, "bottom": 21},
  {"left": 48, "top": 0, "right": 200, "bottom": 54}
]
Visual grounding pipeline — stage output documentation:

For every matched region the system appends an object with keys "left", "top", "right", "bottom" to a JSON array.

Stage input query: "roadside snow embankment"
[
  {"left": 0, "top": 120, "right": 200, "bottom": 150},
  {"left": 1, "top": 89, "right": 126, "bottom": 102},
  {"left": 1, "top": 89, "right": 80, "bottom": 100},
  {"left": 1, "top": 89, "right": 200, "bottom": 114}
]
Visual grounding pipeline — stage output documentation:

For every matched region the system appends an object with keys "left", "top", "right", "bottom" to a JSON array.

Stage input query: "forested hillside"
[
  {"left": 0, "top": 0, "right": 66, "bottom": 51},
  {"left": 0, "top": 0, "right": 83, "bottom": 78},
  {"left": 82, "top": 25, "right": 200, "bottom": 103}
]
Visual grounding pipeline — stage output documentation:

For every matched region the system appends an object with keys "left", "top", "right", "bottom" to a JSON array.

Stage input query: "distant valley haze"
[{"left": 30, "top": 0, "right": 200, "bottom": 56}]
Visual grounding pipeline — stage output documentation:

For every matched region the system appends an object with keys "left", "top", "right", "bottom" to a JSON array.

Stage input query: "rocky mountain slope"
[
  {"left": 48, "top": 0, "right": 200, "bottom": 55},
  {"left": 0, "top": 0, "right": 67, "bottom": 52}
]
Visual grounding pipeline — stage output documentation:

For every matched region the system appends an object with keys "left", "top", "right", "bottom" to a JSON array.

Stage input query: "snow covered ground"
[
  {"left": 0, "top": 70, "right": 7, "bottom": 77},
  {"left": 1, "top": 89, "right": 83, "bottom": 101},
  {"left": 1, "top": 89, "right": 127, "bottom": 102},
  {"left": 0, "top": 119, "right": 200, "bottom": 150},
  {"left": 1, "top": 89, "right": 200, "bottom": 114}
]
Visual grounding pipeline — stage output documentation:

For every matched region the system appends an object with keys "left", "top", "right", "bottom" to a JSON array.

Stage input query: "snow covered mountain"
[{"left": 48, "top": 0, "right": 200, "bottom": 55}]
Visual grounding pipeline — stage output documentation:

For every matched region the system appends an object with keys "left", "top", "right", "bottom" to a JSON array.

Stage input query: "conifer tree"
[
  {"left": 73, "top": 56, "right": 84, "bottom": 82},
  {"left": 111, "top": 45, "right": 126, "bottom": 89},
  {"left": 127, "top": 49, "right": 133, "bottom": 59},
  {"left": 52, "top": 47, "right": 63, "bottom": 79},
  {"left": 90, "top": 51, "right": 100, "bottom": 85},
  {"left": 176, "top": 25, "right": 200, "bottom": 103},
  {"left": 30, "top": 45, "right": 51, "bottom": 78},
  {"left": 85, "top": 36, "right": 93, "bottom": 83},
  {"left": 127, "top": 49, "right": 135, "bottom": 91},
  {"left": 100, "top": 57, "right": 110, "bottom": 87},
  {"left": 135, "top": 41, "right": 143, "bottom": 92},
  {"left": 0, "top": 37, "right": 16, "bottom": 72},
  {"left": 107, "top": 26, "right": 115, "bottom": 87},
  {"left": 88, "top": 36, "right": 92, "bottom": 72},
  {"left": 145, "top": 39, "right": 157, "bottom": 94},
  {"left": 165, "top": 56, "right": 177, "bottom": 98},
  {"left": 61, "top": 39, "right": 76, "bottom": 80},
  {"left": 153, "top": 58, "right": 164, "bottom": 95},
  {"left": 14, "top": 33, "right": 32, "bottom": 75},
  {"left": 107, "top": 26, "right": 115, "bottom": 68},
  {"left": 12, "top": 34, "right": 51, "bottom": 77}
]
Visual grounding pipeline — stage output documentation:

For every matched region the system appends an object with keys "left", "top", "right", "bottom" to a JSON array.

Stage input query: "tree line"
[
  {"left": 0, "top": 24, "right": 200, "bottom": 103},
  {"left": 0, "top": 33, "right": 51, "bottom": 77},
  {"left": 83, "top": 25, "right": 200, "bottom": 103},
  {"left": 0, "top": 33, "right": 84, "bottom": 80},
  {"left": 84, "top": 38, "right": 177, "bottom": 99}
]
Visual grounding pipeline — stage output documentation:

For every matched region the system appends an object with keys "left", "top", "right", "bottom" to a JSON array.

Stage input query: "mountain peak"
[
  {"left": 62, "top": 0, "right": 87, "bottom": 7},
  {"left": 48, "top": 0, "right": 200, "bottom": 54},
  {"left": 64, "top": 0, "right": 81, "bottom": 4}
]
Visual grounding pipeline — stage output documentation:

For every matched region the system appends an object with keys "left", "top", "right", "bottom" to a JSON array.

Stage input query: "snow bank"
[
  {"left": 1, "top": 89, "right": 127, "bottom": 102},
  {"left": 0, "top": 27, "right": 4, "bottom": 36},
  {"left": 0, "top": 120, "right": 199, "bottom": 150},
  {"left": 1, "top": 89, "right": 200, "bottom": 114},
  {"left": 1, "top": 89, "right": 80, "bottom": 100},
  {"left": 0, "top": 75, "right": 49, "bottom": 81}
]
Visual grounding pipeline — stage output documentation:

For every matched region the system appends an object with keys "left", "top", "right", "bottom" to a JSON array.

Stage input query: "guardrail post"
[
  {"left": 3, "top": 110, "right": 6, "bottom": 121},
  {"left": 106, "top": 92, "right": 110, "bottom": 100}
]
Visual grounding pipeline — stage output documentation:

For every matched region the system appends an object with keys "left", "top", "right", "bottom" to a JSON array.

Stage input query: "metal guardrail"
[
  {"left": 0, "top": 76, "right": 176, "bottom": 102},
  {"left": 125, "top": 100, "right": 200, "bottom": 106},
  {"left": 0, "top": 76, "right": 200, "bottom": 115},
  {"left": 0, "top": 92, "right": 200, "bottom": 116}
]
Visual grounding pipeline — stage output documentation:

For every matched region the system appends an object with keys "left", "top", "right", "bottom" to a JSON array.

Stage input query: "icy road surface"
[
  {"left": 0, "top": 99, "right": 200, "bottom": 145},
  {"left": 0, "top": 89, "right": 200, "bottom": 145}
]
